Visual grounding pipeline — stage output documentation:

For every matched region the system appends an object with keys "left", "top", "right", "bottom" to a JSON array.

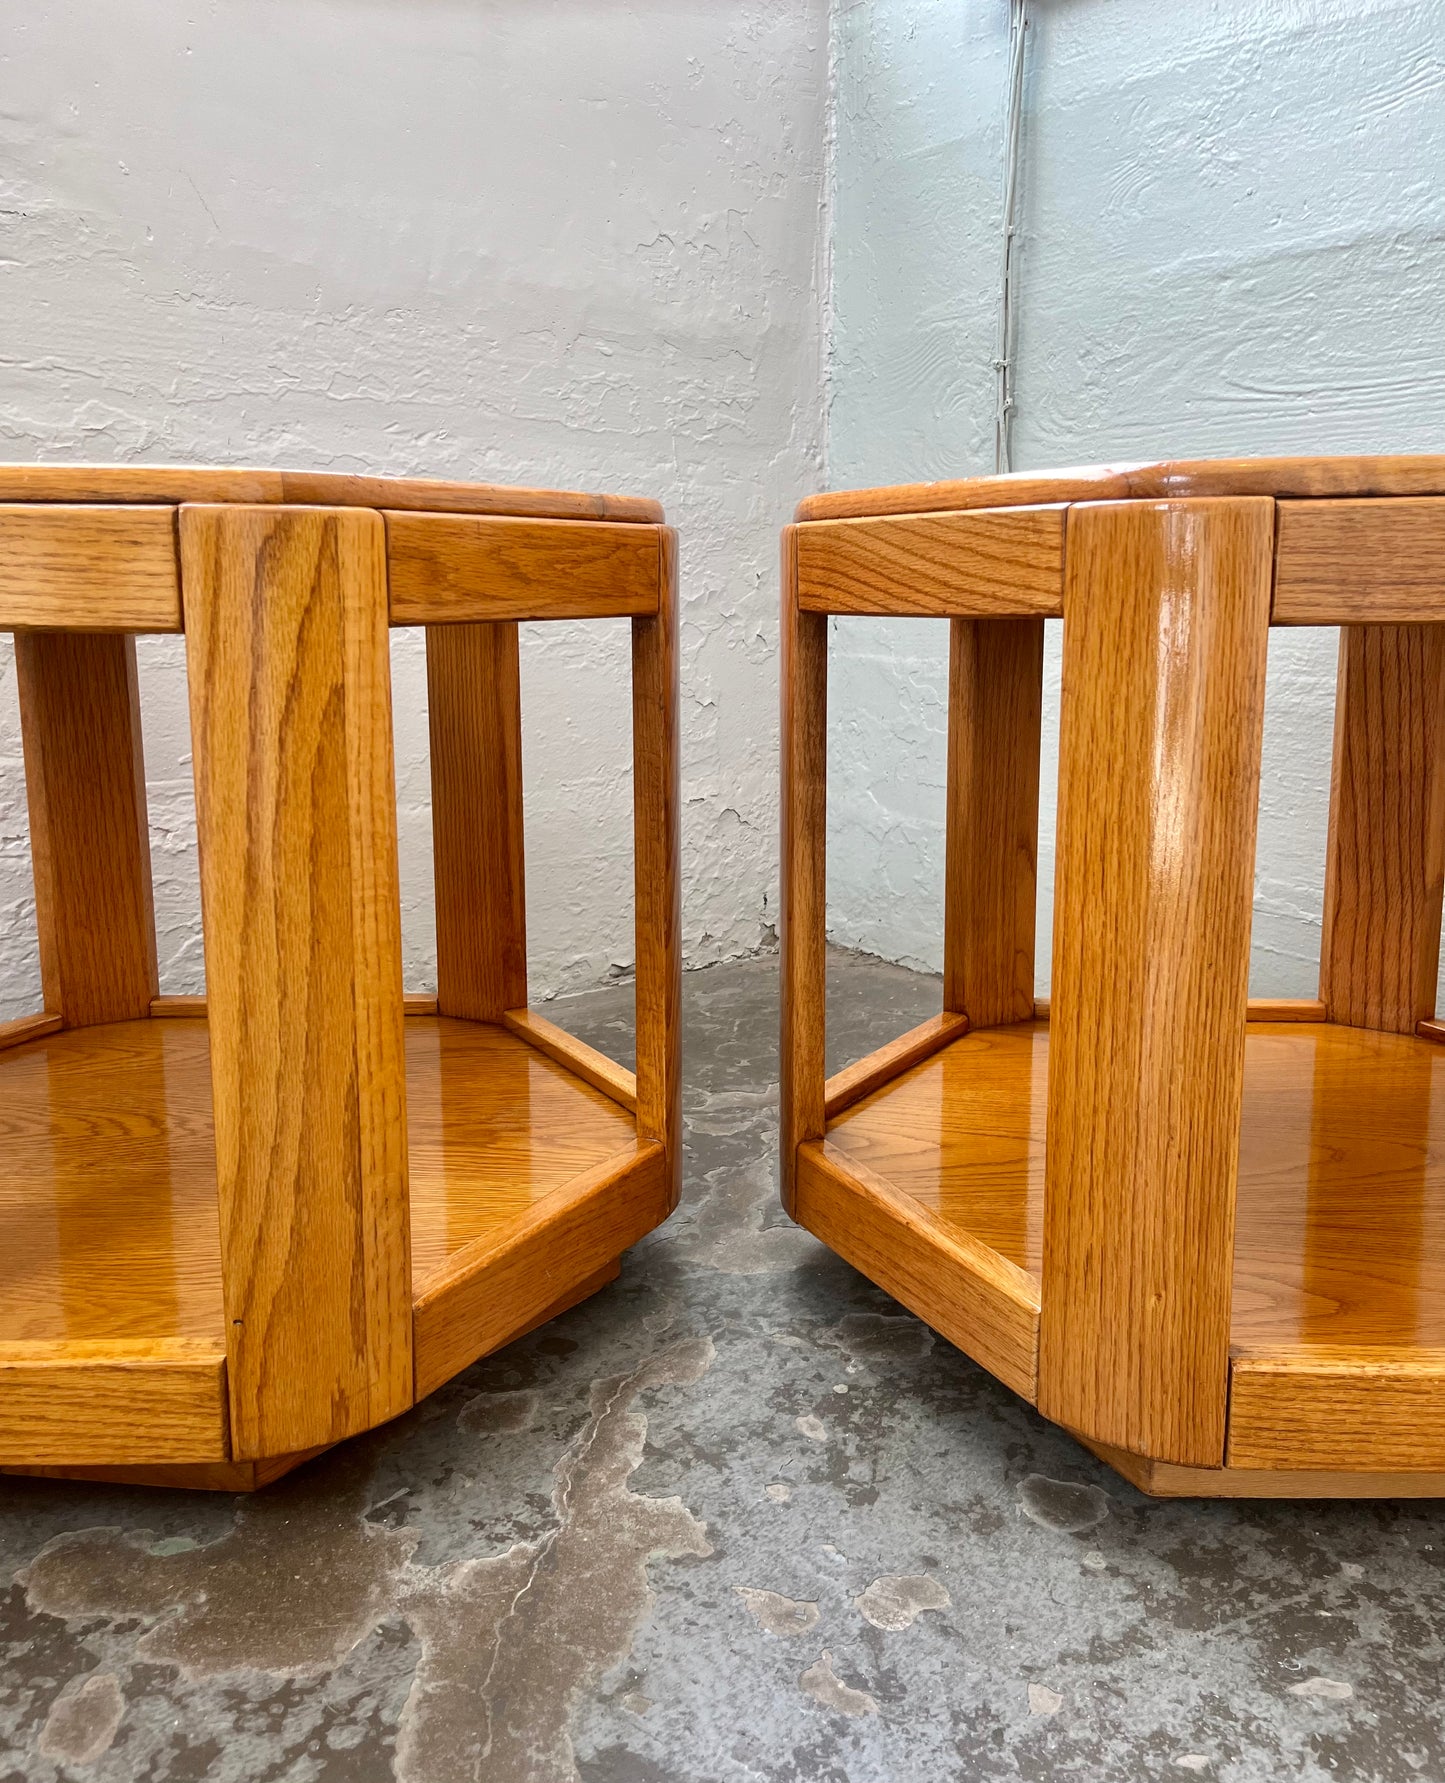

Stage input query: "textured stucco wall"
[
  {"left": 827, "top": 0, "right": 1445, "bottom": 998},
  {"left": 0, "top": 0, "right": 828, "bottom": 1014}
]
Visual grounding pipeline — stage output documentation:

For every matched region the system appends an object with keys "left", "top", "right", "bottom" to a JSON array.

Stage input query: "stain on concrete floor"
[{"left": 3, "top": 951, "right": 1445, "bottom": 1781}]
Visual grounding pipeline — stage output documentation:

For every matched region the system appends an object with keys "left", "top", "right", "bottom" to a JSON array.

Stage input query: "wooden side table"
[
  {"left": 782, "top": 456, "right": 1445, "bottom": 1498},
  {"left": 0, "top": 465, "right": 679, "bottom": 1489}
]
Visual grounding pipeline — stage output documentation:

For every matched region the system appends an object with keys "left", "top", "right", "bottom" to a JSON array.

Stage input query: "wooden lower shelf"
[
  {"left": 0, "top": 1015, "right": 663, "bottom": 1476},
  {"left": 798, "top": 1018, "right": 1445, "bottom": 1489}
]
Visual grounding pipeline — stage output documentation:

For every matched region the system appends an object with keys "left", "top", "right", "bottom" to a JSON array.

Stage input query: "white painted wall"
[
  {"left": 827, "top": 0, "right": 1445, "bottom": 998},
  {"left": 0, "top": 0, "right": 829, "bottom": 1014}
]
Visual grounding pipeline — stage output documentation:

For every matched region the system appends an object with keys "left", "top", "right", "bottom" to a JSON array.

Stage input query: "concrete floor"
[{"left": 3, "top": 950, "right": 1444, "bottom": 1782}]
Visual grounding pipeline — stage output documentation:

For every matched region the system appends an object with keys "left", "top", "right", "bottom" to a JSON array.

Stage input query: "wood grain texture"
[
  {"left": 149, "top": 994, "right": 436, "bottom": 1019},
  {"left": 1, "top": 1449, "right": 323, "bottom": 1492},
  {"left": 0, "top": 505, "right": 181, "bottom": 631},
  {"left": 1230, "top": 1023, "right": 1445, "bottom": 1352},
  {"left": 632, "top": 528, "right": 682, "bottom": 1203},
  {"left": 0, "top": 1020, "right": 223, "bottom": 1345},
  {"left": 1039, "top": 499, "right": 1274, "bottom": 1467},
  {"left": 149, "top": 996, "right": 208, "bottom": 1018},
  {"left": 403, "top": 1018, "right": 639, "bottom": 1284},
  {"left": 823, "top": 1013, "right": 969, "bottom": 1121},
  {"left": 0, "top": 1010, "right": 657, "bottom": 1467},
  {"left": 182, "top": 504, "right": 412, "bottom": 1459},
  {"left": 426, "top": 622, "right": 528, "bottom": 1021},
  {"left": 17, "top": 632, "right": 160, "bottom": 1028},
  {"left": 794, "top": 507, "right": 1064, "bottom": 617},
  {"left": 502, "top": 1008, "right": 637, "bottom": 1113},
  {"left": 413, "top": 1144, "right": 667, "bottom": 1398},
  {"left": 1319, "top": 625, "right": 1445, "bottom": 1033},
  {"left": 0, "top": 465, "right": 662, "bottom": 523},
  {"left": 779, "top": 528, "right": 828, "bottom": 1215},
  {"left": 796, "top": 456, "right": 1445, "bottom": 522},
  {"left": 820, "top": 1013, "right": 1445, "bottom": 1479},
  {"left": 0, "top": 1340, "right": 227, "bottom": 1464},
  {"left": 815, "top": 1017, "right": 1445, "bottom": 1352},
  {"left": 1083, "top": 1439, "right": 1445, "bottom": 1499},
  {"left": 1275, "top": 499, "right": 1445, "bottom": 623},
  {"left": 0, "top": 1015, "right": 636, "bottom": 1344},
  {"left": 944, "top": 616, "right": 1043, "bottom": 1024},
  {"left": 388, "top": 513, "right": 662, "bottom": 624},
  {"left": 797, "top": 1143, "right": 1039, "bottom": 1401},
  {"left": 1419, "top": 1018, "right": 1445, "bottom": 1044},
  {"left": 1227, "top": 1350, "right": 1445, "bottom": 1472},
  {"left": 0, "top": 1013, "right": 62, "bottom": 1049},
  {"left": 825, "top": 1021, "right": 1047, "bottom": 1277},
  {"left": 1034, "top": 997, "right": 1324, "bottom": 1023},
  {"left": 1245, "top": 999, "right": 1327, "bottom": 1022}
]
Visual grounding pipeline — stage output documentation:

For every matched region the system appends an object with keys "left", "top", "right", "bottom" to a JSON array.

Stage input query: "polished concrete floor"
[{"left": 3, "top": 951, "right": 1444, "bottom": 1782}]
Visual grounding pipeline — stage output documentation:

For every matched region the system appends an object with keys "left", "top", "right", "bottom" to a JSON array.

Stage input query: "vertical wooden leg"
[
  {"left": 780, "top": 526, "right": 828, "bottom": 1215},
  {"left": 16, "top": 632, "right": 158, "bottom": 1026},
  {"left": 633, "top": 528, "right": 682, "bottom": 1204},
  {"left": 943, "top": 616, "right": 1043, "bottom": 1025},
  {"left": 1319, "top": 625, "right": 1445, "bottom": 1033},
  {"left": 426, "top": 622, "right": 528, "bottom": 1020},
  {"left": 1040, "top": 498, "right": 1274, "bottom": 1467},
  {"left": 181, "top": 505, "right": 411, "bottom": 1459}
]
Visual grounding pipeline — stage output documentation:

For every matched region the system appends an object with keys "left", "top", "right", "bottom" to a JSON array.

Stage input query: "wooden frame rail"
[{"left": 395, "top": 515, "right": 681, "bottom": 1205}]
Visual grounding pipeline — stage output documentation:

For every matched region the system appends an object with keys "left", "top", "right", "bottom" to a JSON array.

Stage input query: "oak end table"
[
  {"left": 782, "top": 456, "right": 1445, "bottom": 1497},
  {"left": 0, "top": 464, "right": 679, "bottom": 1490}
]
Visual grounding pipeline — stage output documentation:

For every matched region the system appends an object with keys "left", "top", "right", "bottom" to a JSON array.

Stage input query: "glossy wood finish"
[
  {"left": 826, "top": 1023, "right": 1048, "bottom": 1278},
  {"left": 151, "top": 994, "right": 438, "bottom": 1021},
  {"left": 0, "top": 1013, "right": 63, "bottom": 1049},
  {"left": 826, "top": 1018, "right": 1445, "bottom": 1352},
  {"left": 1275, "top": 500, "right": 1445, "bottom": 623},
  {"left": 414, "top": 1148, "right": 665, "bottom": 1398},
  {"left": 1083, "top": 1439, "right": 1445, "bottom": 1501},
  {"left": 1244, "top": 998, "right": 1327, "bottom": 1022},
  {"left": 0, "top": 468, "right": 677, "bottom": 1485},
  {"left": 3, "top": 1448, "right": 324, "bottom": 1493},
  {"left": 795, "top": 1142, "right": 1039, "bottom": 1401},
  {"left": 0, "top": 506, "right": 181, "bottom": 631},
  {"left": 415, "top": 1259, "right": 622, "bottom": 1406},
  {"left": 1319, "top": 625, "right": 1445, "bottom": 1034},
  {"left": 17, "top": 632, "right": 160, "bottom": 1028},
  {"left": 426, "top": 621, "right": 529, "bottom": 1021},
  {"left": 1032, "top": 997, "right": 1328, "bottom": 1023},
  {"left": 783, "top": 458, "right": 1445, "bottom": 1496},
  {"left": 1227, "top": 1351, "right": 1445, "bottom": 1472},
  {"left": 632, "top": 528, "right": 683, "bottom": 1203},
  {"left": 0, "top": 1016, "right": 648, "bottom": 1453},
  {"left": 387, "top": 512, "right": 662, "bottom": 623},
  {"left": 0, "top": 1340, "right": 227, "bottom": 1465},
  {"left": 0, "top": 1021, "right": 223, "bottom": 1346},
  {"left": 1041, "top": 499, "right": 1273, "bottom": 1467},
  {"left": 944, "top": 616, "right": 1043, "bottom": 1026},
  {"left": 794, "top": 507, "right": 1063, "bottom": 617},
  {"left": 0, "top": 464, "right": 662, "bottom": 523},
  {"left": 406, "top": 1019, "right": 637, "bottom": 1285},
  {"left": 502, "top": 1008, "right": 638, "bottom": 1114},
  {"left": 796, "top": 456, "right": 1445, "bottom": 522},
  {"left": 824, "top": 1012, "right": 969, "bottom": 1121},
  {"left": 183, "top": 505, "right": 413, "bottom": 1459},
  {"left": 779, "top": 527, "right": 828, "bottom": 1215}
]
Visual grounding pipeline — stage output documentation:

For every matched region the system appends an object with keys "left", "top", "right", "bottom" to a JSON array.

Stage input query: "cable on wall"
[{"left": 994, "top": 0, "right": 1030, "bottom": 475}]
